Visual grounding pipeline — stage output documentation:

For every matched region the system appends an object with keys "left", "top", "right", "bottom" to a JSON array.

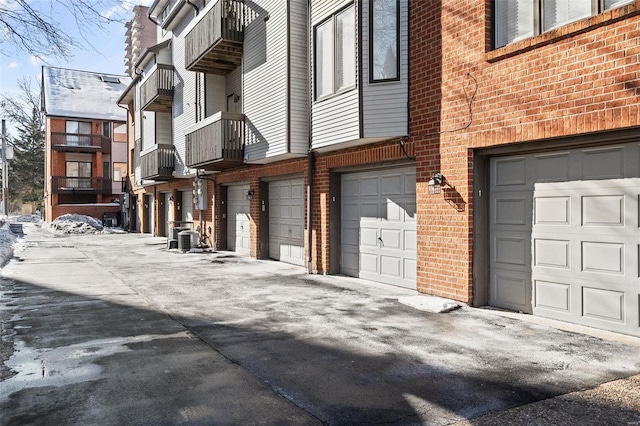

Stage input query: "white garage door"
[
  {"left": 226, "top": 184, "right": 250, "bottom": 255},
  {"left": 269, "top": 178, "right": 305, "bottom": 266},
  {"left": 342, "top": 167, "right": 417, "bottom": 289},
  {"left": 490, "top": 144, "right": 640, "bottom": 337}
]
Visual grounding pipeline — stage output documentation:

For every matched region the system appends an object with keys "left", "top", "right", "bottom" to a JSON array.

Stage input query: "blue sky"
[{"left": 0, "top": 0, "right": 153, "bottom": 136}]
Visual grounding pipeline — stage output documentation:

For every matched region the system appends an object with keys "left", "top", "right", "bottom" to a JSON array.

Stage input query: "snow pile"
[
  {"left": 398, "top": 295, "right": 461, "bottom": 313},
  {"left": 0, "top": 222, "right": 17, "bottom": 267},
  {"left": 45, "top": 214, "right": 104, "bottom": 235},
  {"left": 12, "top": 215, "right": 41, "bottom": 223}
]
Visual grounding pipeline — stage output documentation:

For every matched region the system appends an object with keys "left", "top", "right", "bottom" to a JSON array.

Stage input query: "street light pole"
[{"left": 1, "top": 119, "right": 7, "bottom": 216}]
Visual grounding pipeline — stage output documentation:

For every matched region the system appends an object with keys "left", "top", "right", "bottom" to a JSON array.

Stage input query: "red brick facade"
[
  {"left": 45, "top": 117, "right": 124, "bottom": 222},
  {"left": 410, "top": 0, "right": 640, "bottom": 302}
]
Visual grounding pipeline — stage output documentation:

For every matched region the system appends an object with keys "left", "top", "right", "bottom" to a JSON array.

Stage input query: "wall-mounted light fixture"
[
  {"left": 246, "top": 189, "right": 255, "bottom": 200},
  {"left": 428, "top": 173, "right": 446, "bottom": 195}
]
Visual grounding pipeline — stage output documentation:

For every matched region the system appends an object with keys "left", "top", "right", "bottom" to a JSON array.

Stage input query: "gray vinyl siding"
[
  {"left": 171, "top": 15, "right": 197, "bottom": 177},
  {"left": 205, "top": 74, "right": 226, "bottom": 117},
  {"left": 243, "top": 0, "right": 288, "bottom": 162},
  {"left": 289, "top": 0, "right": 310, "bottom": 155},
  {"left": 362, "top": 0, "right": 408, "bottom": 138},
  {"left": 157, "top": 48, "right": 172, "bottom": 65},
  {"left": 310, "top": 0, "right": 360, "bottom": 149},
  {"left": 134, "top": 85, "right": 142, "bottom": 142}
]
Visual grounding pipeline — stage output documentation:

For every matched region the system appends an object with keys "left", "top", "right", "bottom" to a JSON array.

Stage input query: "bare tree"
[{"left": 0, "top": 0, "right": 126, "bottom": 60}]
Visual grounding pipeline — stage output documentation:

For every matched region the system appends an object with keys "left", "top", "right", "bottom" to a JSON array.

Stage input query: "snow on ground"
[{"left": 0, "top": 223, "right": 17, "bottom": 267}]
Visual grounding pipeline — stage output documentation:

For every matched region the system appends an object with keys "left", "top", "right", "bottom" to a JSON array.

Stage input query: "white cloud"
[
  {"left": 103, "top": 0, "right": 155, "bottom": 18},
  {"left": 8, "top": 62, "right": 19, "bottom": 69},
  {"left": 29, "top": 55, "right": 44, "bottom": 65}
]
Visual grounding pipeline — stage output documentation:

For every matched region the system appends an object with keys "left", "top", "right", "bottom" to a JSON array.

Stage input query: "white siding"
[
  {"left": 156, "top": 112, "right": 172, "bottom": 144},
  {"left": 226, "top": 66, "right": 242, "bottom": 112},
  {"left": 157, "top": 48, "right": 172, "bottom": 65},
  {"left": 142, "top": 110, "right": 156, "bottom": 151},
  {"left": 312, "top": 90, "right": 360, "bottom": 149},
  {"left": 311, "top": 0, "right": 353, "bottom": 25},
  {"left": 205, "top": 73, "right": 226, "bottom": 117},
  {"left": 310, "top": 0, "right": 360, "bottom": 150},
  {"left": 243, "top": 0, "right": 289, "bottom": 162},
  {"left": 171, "top": 15, "right": 197, "bottom": 177},
  {"left": 362, "top": 0, "right": 408, "bottom": 138},
  {"left": 289, "top": 0, "right": 310, "bottom": 155}
]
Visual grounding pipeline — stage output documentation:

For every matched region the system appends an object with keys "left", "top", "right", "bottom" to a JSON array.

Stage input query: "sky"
[{"left": 0, "top": 0, "right": 154, "bottom": 136}]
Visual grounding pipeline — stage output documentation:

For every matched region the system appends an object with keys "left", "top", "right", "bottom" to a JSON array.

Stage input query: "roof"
[{"left": 42, "top": 66, "right": 132, "bottom": 121}]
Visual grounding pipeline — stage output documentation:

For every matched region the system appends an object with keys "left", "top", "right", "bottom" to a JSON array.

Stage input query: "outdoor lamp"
[
  {"left": 428, "top": 173, "right": 446, "bottom": 195},
  {"left": 246, "top": 189, "right": 254, "bottom": 200}
]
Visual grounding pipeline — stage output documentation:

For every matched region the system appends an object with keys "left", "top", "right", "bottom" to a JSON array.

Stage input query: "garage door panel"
[
  {"left": 534, "top": 152, "right": 571, "bottom": 182},
  {"left": 269, "top": 178, "right": 304, "bottom": 266},
  {"left": 582, "top": 146, "right": 625, "bottom": 180},
  {"left": 380, "top": 229, "right": 401, "bottom": 249},
  {"left": 361, "top": 177, "right": 379, "bottom": 196},
  {"left": 534, "top": 197, "right": 571, "bottom": 225},
  {"left": 535, "top": 280, "right": 571, "bottom": 313},
  {"left": 342, "top": 166, "right": 416, "bottom": 290},
  {"left": 493, "top": 157, "right": 528, "bottom": 187},
  {"left": 361, "top": 252, "right": 379, "bottom": 273},
  {"left": 380, "top": 255, "right": 401, "bottom": 278},
  {"left": 492, "top": 234, "right": 528, "bottom": 268},
  {"left": 491, "top": 273, "right": 528, "bottom": 308},
  {"left": 534, "top": 239, "right": 570, "bottom": 269},
  {"left": 361, "top": 227, "right": 379, "bottom": 248},
  {"left": 494, "top": 197, "right": 528, "bottom": 226},
  {"left": 582, "top": 287, "right": 625, "bottom": 323},
  {"left": 582, "top": 195, "right": 624, "bottom": 226},
  {"left": 582, "top": 242, "right": 624, "bottom": 275}
]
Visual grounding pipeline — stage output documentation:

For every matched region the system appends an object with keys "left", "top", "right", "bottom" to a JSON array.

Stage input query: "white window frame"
[
  {"left": 494, "top": 0, "right": 635, "bottom": 49},
  {"left": 314, "top": 4, "right": 357, "bottom": 101}
]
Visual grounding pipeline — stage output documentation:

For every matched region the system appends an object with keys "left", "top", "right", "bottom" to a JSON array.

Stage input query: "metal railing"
[
  {"left": 51, "top": 133, "right": 110, "bottom": 152},
  {"left": 51, "top": 176, "right": 109, "bottom": 194}
]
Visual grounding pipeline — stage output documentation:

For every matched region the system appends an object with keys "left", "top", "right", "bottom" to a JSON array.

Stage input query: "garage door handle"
[{"left": 378, "top": 237, "right": 384, "bottom": 247}]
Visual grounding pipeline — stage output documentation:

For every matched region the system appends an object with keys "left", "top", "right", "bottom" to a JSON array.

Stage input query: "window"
[
  {"left": 315, "top": 4, "right": 356, "bottom": 99},
  {"left": 102, "top": 122, "right": 110, "bottom": 138},
  {"left": 494, "top": 0, "right": 635, "bottom": 48},
  {"left": 370, "top": 0, "right": 399, "bottom": 82},
  {"left": 65, "top": 121, "right": 92, "bottom": 146},
  {"left": 113, "top": 163, "right": 127, "bottom": 182},
  {"left": 66, "top": 161, "right": 92, "bottom": 188},
  {"left": 103, "top": 162, "right": 110, "bottom": 179}
]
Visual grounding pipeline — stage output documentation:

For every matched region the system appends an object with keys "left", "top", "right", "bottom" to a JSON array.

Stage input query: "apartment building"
[
  {"left": 411, "top": 0, "right": 640, "bottom": 337},
  {"left": 41, "top": 67, "right": 132, "bottom": 223},
  {"left": 125, "top": 6, "right": 156, "bottom": 78},
  {"left": 119, "top": 0, "right": 640, "bottom": 337}
]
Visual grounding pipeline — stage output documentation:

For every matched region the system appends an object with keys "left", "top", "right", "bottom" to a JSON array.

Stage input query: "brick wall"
[{"left": 410, "top": 0, "right": 640, "bottom": 302}]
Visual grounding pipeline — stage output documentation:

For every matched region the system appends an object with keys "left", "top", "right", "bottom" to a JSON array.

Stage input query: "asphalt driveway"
[{"left": 1, "top": 223, "right": 639, "bottom": 425}]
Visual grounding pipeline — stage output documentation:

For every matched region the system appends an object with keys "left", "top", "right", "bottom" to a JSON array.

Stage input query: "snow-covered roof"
[{"left": 42, "top": 66, "right": 132, "bottom": 121}]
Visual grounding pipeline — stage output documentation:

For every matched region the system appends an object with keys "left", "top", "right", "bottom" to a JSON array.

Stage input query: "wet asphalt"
[{"left": 1, "top": 223, "right": 639, "bottom": 425}]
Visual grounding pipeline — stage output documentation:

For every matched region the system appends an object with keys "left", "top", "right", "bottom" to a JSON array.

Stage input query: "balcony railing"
[
  {"left": 51, "top": 176, "right": 109, "bottom": 194},
  {"left": 140, "top": 65, "right": 174, "bottom": 112},
  {"left": 185, "top": 112, "right": 244, "bottom": 171},
  {"left": 185, "top": 0, "right": 244, "bottom": 74},
  {"left": 51, "top": 133, "right": 110, "bottom": 153},
  {"left": 140, "top": 144, "right": 175, "bottom": 180}
]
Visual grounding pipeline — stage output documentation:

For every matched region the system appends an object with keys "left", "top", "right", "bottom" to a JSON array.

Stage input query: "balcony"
[
  {"left": 51, "top": 177, "right": 109, "bottom": 195},
  {"left": 51, "top": 133, "right": 110, "bottom": 153},
  {"left": 185, "top": 0, "right": 244, "bottom": 74},
  {"left": 185, "top": 112, "right": 244, "bottom": 171},
  {"left": 140, "top": 144, "right": 175, "bottom": 180},
  {"left": 140, "top": 65, "right": 174, "bottom": 112}
]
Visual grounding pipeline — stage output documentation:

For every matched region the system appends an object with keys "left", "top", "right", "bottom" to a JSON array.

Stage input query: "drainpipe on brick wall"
[{"left": 306, "top": 0, "right": 313, "bottom": 275}]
